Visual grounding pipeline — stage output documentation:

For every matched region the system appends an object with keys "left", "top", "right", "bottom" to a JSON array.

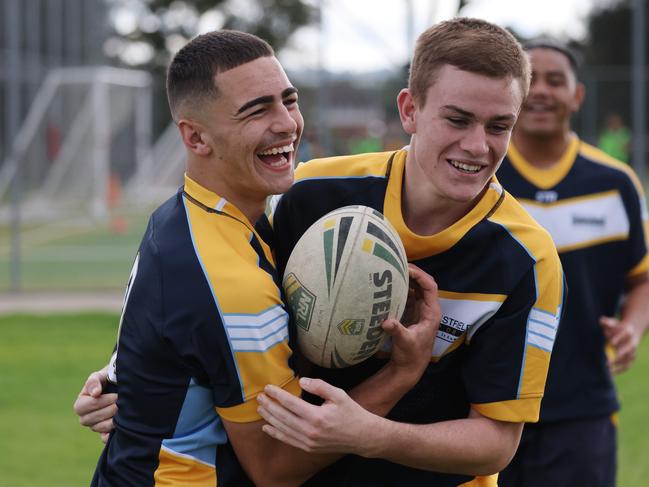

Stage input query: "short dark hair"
[
  {"left": 409, "top": 18, "right": 531, "bottom": 106},
  {"left": 167, "top": 30, "right": 274, "bottom": 120},
  {"left": 523, "top": 37, "right": 581, "bottom": 75}
]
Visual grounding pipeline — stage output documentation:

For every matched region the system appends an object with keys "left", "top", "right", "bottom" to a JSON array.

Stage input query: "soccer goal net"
[{"left": 0, "top": 66, "right": 152, "bottom": 224}]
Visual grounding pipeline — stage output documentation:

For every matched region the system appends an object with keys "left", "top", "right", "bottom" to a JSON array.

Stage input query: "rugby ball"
[{"left": 282, "top": 205, "right": 409, "bottom": 368}]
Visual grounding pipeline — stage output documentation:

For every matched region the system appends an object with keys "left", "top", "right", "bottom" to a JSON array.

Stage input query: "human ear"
[
  {"left": 177, "top": 119, "right": 212, "bottom": 156},
  {"left": 571, "top": 82, "right": 586, "bottom": 113},
  {"left": 397, "top": 89, "right": 417, "bottom": 135}
]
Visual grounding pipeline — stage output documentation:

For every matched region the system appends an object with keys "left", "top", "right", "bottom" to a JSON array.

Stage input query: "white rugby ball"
[{"left": 283, "top": 205, "right": 409, "bottom": 368}]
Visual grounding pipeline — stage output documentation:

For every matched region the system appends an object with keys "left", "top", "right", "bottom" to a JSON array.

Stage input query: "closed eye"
[
  {"left": 448, "top": 117, "right": 469, "bottom": 127},
  {"left": 248, "top": 107, "right": 267, "bottom": 117},
  {"left": 488, "top": 124, "right": 511, "bottom": 134}
]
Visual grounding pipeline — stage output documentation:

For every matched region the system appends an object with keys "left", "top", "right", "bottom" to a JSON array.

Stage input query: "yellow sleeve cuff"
[
  {"left": 628, "top": 253, "right": 649, "bottom": 278},
  {"left": 472, "top": 397, "right": 542, "bottom": 423},
  {"left": 459, "top": 474, "right": 499, "bottom": 487},
  {"left": 216, "top": 376, "right": 302, "bottom": 423}
]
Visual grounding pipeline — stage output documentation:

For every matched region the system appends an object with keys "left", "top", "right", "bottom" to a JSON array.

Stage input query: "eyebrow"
[
  {"left": 442, "top": 104, "right": 517, "bottom": 122},
  {"left": 236, "top": 87, "right": 298, "bottom": 115},
  {"left": 543, "top": 70, "right": 568, "bottom": 79}
]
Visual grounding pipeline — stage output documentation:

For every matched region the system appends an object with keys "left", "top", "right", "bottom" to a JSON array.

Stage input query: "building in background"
[{"left": 0, "top": 0, "right": 110, "bottom": 165}]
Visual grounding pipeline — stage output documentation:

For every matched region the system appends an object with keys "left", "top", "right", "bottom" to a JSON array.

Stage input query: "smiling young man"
[
  {"left": 497, "top": 39, "right": 649, "bottom": 487},
  {"left": 261, "top": 18, "right": 565, "bottom": 487},
  {"left": 84, "top": 30, "right": 440, "bottom": 487}
]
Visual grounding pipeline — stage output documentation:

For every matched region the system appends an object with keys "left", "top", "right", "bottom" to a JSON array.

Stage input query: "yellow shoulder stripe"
[
  {"left": 579, "top": 142, "right": 646, "bottom": 196},
  {"left": 294, "top": 151, "right": 396, "bottom": 182}
]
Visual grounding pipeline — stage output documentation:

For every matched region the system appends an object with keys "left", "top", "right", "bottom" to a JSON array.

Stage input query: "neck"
[
  {"left": 511, "top": 129, "right": 574, "bottom": 169},
  {"left": 186, "top": 163, "right": 265, "bottom": 226},
  {"left": 401, "top": 153, "right": 482, "bottom": 236}
]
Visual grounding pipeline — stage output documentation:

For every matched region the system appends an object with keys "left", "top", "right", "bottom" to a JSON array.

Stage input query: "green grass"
[
  {"left": 616, "top": 337, "right": 649, "bottom": 486},
  {"left": 0, "top": 213, "right": 150, "bottom": 291},
  {"left": 0, "top": 313, "right": 648, "bottom": 486},
  {"left": 0, "top": 313, "right": 118, "bottom": 486}
]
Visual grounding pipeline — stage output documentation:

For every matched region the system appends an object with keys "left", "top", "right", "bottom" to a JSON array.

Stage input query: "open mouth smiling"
[
  {"left": 257, "top": 143, "right": 294, "bottom": 168},
  {"left": 448, "top": 159, "right": 483, "bottom": 173}
]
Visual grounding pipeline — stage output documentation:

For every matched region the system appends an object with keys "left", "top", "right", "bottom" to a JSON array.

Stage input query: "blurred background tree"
[
  {"left": 104, "top": 0, "right": 317, "bottom": 134},
  {"left": 105, "top": 0, "right": 316, "bottom": 69}
]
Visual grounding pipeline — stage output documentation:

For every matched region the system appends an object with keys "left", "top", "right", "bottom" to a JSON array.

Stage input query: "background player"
[
  {"left": 496, "top": 38, "right": 649, "bottom": 487},
  {"left": 260, "top": 18, "right": 565, "bottom": 486},
  {"left": 83, "top": 29, "right": 440, "bottom": 487}
]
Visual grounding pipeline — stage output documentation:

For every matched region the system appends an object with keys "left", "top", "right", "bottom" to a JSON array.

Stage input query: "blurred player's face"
[
  {"left": 515, "top": 48, "right": 584, "bottom": 137},
  {"left": 186, "top": 56, "right": 302, "bottom": 208},
  {"left": 399, "top": 65, "right": 522, "bottom": 210}
]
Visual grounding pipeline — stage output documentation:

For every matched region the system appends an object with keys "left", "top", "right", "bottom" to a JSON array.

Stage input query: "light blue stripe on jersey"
[
  {"left": 161, "top": 379, "right": 228, "bottom": 467},
  {"left": 223, "top": 305, "right": 289, "bottom": 352},
  {"left": 526, "top": 307, "right": 560, "bottom": 352}
]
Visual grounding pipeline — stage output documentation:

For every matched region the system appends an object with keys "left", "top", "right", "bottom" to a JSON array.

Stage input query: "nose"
[
  {"left": 459, "top": 125, "right": 489, "bottom": 157},
  {"left": 529, "top": 79, "right": 550, "bottom": 97},
  {"left": 271, "top": 104, "right": 298, "bottom": 135}
]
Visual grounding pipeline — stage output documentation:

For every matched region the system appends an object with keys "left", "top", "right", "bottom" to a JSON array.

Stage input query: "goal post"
[{"left": 0, "top": 66, "right": 153, "bottom": 223}]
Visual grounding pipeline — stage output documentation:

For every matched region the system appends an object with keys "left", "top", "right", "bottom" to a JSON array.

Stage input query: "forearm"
[
  {"left": 258, "top": 364, "right": 419, "bottom": 485},
  {"left": 226, "top": 417, "right": 342, "bottom": 487},
  {"left": 260, "top": 449, "right": 340, "bottom": 487},
  {"left": 358, "top": 412, "right": 522, "bottom": 475},
  {"left": 622, "top": 276, "right": 649, "bottom": 337},
  {"left": 348, "top": 362, "right": 420, "bottom": 416}
]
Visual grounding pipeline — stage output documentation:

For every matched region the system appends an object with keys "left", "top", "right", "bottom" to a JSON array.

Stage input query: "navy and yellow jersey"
[
  {"left": 92, "top": 175, "right": 300, "bottom": 487},
  {"left": 272, "top": 150, "right": 564, "bottom": 486},
  {"left": 498, "top": 138, "right": 649, "bottom": 422}
]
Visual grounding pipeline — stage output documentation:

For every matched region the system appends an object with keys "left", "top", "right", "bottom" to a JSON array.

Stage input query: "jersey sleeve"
[
  {"left": 621, "top": 173, "right": 649, "bottom": 278},
  {"left": 156, "top": 200, "right": 301, "bottom": 425},
  {"left": 463, "top": 251, "right": 565, "bottom": 423}
]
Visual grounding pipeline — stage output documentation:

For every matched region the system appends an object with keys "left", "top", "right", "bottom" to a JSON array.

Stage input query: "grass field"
[
  {"left": 0, "top": 212, "right": 151, "bottom": 292},
  {"left": 1, "top": 313, "right": 648, "bottom": 486},
  {"left": 0, "top": 314, "right": 116, "bottom": 486}
]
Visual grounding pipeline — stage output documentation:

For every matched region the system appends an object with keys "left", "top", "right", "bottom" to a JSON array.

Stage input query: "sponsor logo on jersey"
[
  {"left": 535, "top": 190, "right": 558, "bottom": 203},
  {"left": 438, "top": 314, "right": 468, "bottom": 342},
  {"left": 283, "top": 273, "right": 316, "bottom": 331},
  {"left": 572, "top": 215, "right": 606, "bottom": 226}
]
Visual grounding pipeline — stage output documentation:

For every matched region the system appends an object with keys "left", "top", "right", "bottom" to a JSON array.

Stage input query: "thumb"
[
  {"left": 84, "top": 372, "right": 108, "bottom": 397},
  {"left": 299, "top": 377, "right": 345, "bottom": 402},
  {"left": 599, "top": 316, "right": 617, "bottom": 337},
  {"left": 382, "top": 318, "right": 406, "bottom": 337}
]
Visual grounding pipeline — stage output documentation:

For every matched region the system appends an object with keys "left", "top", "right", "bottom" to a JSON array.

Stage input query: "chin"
[
  {"left": 270, "top": 177, "right": 294, "bottom": 196},
  {"left": 519, "top": 120, "right": 561, "bottom": 137},
  {"left": 449, "top": 180, "right": 492, "bottom": 203}
]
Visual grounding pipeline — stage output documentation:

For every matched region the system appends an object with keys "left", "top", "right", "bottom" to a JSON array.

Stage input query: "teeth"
[
  {"left": 269, "top": 155, "right": 287, "bottom": 167},
  {"left": 450, "top": 160, "right": 481, "bottom": 173},
  {"left": 258, "top": 143, "right": 294, "bottom": 156}
]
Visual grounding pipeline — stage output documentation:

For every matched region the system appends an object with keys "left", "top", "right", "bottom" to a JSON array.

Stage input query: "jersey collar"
[
  {"left": 182, "top": 173, "right": 251, "bottom": 226},
  {"left": 384, "top": 149, "right": 505, "bottom": 259},
  {"left": 507, "top": 136, "right": 580, "bottom": 189}
]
